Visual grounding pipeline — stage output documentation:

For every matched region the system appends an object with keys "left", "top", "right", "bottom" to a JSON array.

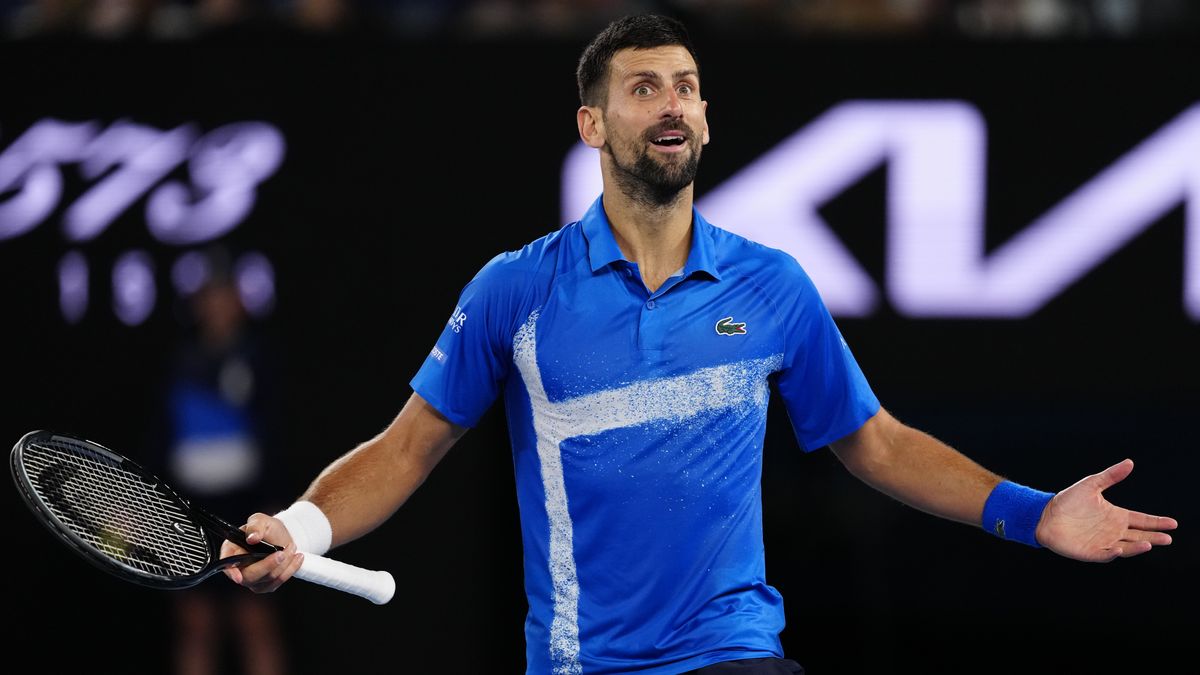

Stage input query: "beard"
[{"left": 604, "top": 118, "right": 702, "bottom": 208}]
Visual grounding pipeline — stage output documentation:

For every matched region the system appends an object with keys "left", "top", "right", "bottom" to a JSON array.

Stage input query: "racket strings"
[{"left": 23, "top": 439, "right": 212, "bottom": 578}]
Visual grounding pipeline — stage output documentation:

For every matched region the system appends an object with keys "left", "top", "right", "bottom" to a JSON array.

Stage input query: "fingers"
[
  {"left": 232, "top": 542, "right": 304, "bottom": 593},
  {"left": 1123, "top": 528, "right": 1173, "bottom": 547},
  {"left": 1095, "top": 540, "right": 1148, "bottom": 561},
  {"left": 1098, "top": 530, "right": 1169, "bottom": 562},
  {"left": 243, "top": 512, "right": 273, "bottom": 546},
  {"left": 242, "top": 512, "right": 294, "bottom": 548},
  {"left": 1091, "top": 458, "right": 1134, "bottom": 491},
  {"left": 221, "top": 512, "right": 302, "bottom": 592},
  {"left": 281, "top": 547, "right": 305, "bottom": 582},
  {"left": 1113, "top": 540, "right": 1154, "bottom": 558},
  {"left": 219, "top": 538, "right": 246, "bottom": 559},
  {"left": 1127, "top": 511, "right": 1178, "bottom": 532},
  {"left": 1116, "top": 509, "right": 1177, "bottom": 555},
  {"left": 219, "top": 538, "right": 250, "bottom": 584}
]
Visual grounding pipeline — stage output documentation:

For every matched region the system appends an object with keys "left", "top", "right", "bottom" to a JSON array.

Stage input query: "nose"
[{"left": 661, "top": 88, "right": 683, "bottom": 119}]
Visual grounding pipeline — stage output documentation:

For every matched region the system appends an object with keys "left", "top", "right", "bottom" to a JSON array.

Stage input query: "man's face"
[{"left": 595, "top": 45, "right": 709, "bottom": 204}]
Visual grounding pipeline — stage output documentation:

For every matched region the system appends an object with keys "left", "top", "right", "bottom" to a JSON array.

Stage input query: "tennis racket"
[{"left": 10, "top": 429, "right": 395, "bottom": 605}]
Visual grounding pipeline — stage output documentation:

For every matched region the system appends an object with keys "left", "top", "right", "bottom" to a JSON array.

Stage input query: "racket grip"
[{"left": 294, "top": 553, "right": 396, "bottom": 605}]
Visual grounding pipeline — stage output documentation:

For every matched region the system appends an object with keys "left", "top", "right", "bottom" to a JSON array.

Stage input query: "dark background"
[{"left": 3, "top": 29, "right": 1197, "bottom": 675}]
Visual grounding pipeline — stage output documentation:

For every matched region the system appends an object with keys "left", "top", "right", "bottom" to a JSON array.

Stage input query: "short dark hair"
[{"left": 576, "top": 14, "right": 699, "bottom": 108}]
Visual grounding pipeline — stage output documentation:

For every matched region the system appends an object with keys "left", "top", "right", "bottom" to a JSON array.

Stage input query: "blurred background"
[
  {"left": 2, "top": 1, "right": 1196, "bottom": 674},
  {"left": 1, "top": 0, "right": 1199, "bottom": 40}
]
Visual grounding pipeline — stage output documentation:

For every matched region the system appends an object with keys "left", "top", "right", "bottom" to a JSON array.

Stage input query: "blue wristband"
[{"left": 981, "top": 480, "right": 1054, "bottom": 547}]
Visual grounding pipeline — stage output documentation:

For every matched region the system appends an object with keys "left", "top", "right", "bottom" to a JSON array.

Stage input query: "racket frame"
[{"left": 10, "top": 429, "right": 278, "bottom": 590}]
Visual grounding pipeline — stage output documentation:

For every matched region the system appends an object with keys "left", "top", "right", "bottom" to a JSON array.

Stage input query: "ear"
[
  {"left": 700, "top": 99, "right": 710, "bottom": 145},
  {"left": 577, "top": 106, "right": 606, "bottom": 149}
]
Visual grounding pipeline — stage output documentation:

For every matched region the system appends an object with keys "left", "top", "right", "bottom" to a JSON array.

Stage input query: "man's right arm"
[{"left": 221, "top": 391, "right": 466, "bottom": 593}]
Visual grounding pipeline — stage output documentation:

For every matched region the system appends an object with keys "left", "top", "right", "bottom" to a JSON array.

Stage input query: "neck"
[{"left": 602, "top": 185, "right": 693, "bottom": 293}]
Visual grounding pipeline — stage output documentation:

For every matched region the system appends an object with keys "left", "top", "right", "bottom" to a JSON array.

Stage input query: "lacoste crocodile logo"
[{"left": 715, "top": 316, "right": 747, "bottom": 336}]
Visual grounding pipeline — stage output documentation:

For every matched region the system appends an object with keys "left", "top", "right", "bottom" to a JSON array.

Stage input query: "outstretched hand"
[{"left": 1036, "top": 459, "right": 1178, "bottom": 562}]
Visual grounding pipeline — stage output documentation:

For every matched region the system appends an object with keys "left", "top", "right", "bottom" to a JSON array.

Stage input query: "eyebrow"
[{"left": 624, "top": 69, "right": 699, "bottom": 83}]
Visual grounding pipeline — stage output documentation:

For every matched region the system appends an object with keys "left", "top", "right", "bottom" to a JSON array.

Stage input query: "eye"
[
  {"left": 677, "top": 83, "right": 694, "bottom": 96},
  {"left": 634, "top": 85, "right": 653, "bottom": 96}
]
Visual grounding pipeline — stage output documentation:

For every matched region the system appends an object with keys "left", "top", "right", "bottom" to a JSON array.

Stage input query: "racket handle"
[{"left": 294, "top": 553, "right": 396, "bottom": 605}]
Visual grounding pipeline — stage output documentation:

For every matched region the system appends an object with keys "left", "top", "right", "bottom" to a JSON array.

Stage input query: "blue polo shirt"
[{"left": 411, "top": 195, "right": 879, "bottom": 675}]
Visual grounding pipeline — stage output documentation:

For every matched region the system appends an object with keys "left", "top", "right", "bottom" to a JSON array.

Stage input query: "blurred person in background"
[
  {"left": 3, "top": 0, "right": 1196, "bottom": 39},
  {"left": 457, "top": 0, "right": 648, "bottom": 38},
  {"left": 371, "top": 0, "right": 464, "bottom": 36},
  {"left": 154, "top": 246, "right": 288, "bottom": 675},
  {"left": 782, "top": 0, "right": 945, "bottom": 36},
  {"left": 192, "top": 0, "right": 287, "bottom": 38},
  {"left": 946, "top": 0, "right": 1200, "bottom": 38},
  {"left": 291, "top": 0, "right": 349, "bottom": 31},
  {"left": 86, "top": 0, "right": 159, "bottom": 37},
  {"left": 3, "top": 0, "right": 89, "bottom": 36}
]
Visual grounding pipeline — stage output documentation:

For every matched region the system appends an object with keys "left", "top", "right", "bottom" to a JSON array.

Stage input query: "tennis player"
[{"left": 222, "top": 14, "right": 1178, "bottom": 675}]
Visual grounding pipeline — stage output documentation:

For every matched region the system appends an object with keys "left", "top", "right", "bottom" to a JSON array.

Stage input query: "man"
[{"left": 222, "top": 14, "right": 1178, "bottom": 675}]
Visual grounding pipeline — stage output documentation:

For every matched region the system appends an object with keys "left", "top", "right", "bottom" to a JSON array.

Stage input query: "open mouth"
[{"left": 651, "top": 135, "right": 686, "bottom": 147}]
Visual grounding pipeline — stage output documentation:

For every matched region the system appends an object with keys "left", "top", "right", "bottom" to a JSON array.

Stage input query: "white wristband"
[{"left": 273, "top": 500, "right": 332, "bottom": 555}]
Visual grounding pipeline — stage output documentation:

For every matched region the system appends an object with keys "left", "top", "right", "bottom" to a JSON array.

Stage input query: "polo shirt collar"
[{"left": 581, "top": 194, "right": 723, "bottom": 281}]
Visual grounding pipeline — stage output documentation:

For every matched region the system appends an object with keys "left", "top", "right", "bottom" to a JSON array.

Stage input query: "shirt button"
[{"left": 646, "top": 300, "right": 656, "bottom": 309}]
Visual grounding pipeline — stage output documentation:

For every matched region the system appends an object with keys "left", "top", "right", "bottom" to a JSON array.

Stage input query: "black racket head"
[{"left": 10, "top": 429, "right": 267, "bottom": 591}]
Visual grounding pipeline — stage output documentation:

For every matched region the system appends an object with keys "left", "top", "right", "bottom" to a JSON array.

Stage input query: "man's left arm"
[{"left": 828, "top": 408, "right": 1178, "bottom": 562}]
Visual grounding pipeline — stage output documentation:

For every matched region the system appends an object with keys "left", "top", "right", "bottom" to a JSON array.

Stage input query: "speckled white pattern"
[{"left": 512, "top": 309, "right": 782, "bottom": 675}]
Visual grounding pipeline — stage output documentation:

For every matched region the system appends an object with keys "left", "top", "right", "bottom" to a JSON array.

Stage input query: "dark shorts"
[{"left": 686, "top": 657, "right": 805, "bottom": 674}]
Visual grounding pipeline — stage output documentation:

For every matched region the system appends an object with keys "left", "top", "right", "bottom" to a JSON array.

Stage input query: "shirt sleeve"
[
  {"left": 410, "top": 253, "right": 523, "bottom": 428},
  {"left": 773, "top": 261, "right": 880, "bottom": 452}
]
